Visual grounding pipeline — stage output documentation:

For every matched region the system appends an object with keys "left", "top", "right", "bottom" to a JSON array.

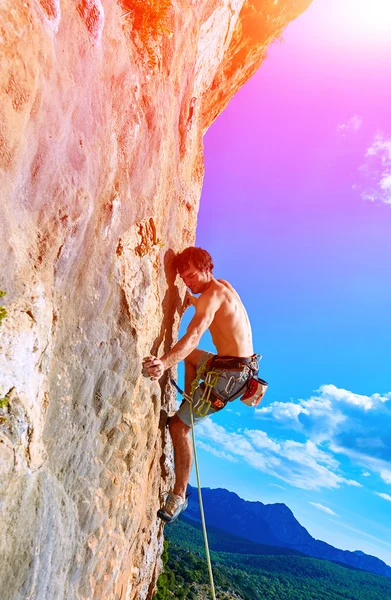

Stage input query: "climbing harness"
[{"left": 188, "top": 353, "right": 267, "bottom": 417}]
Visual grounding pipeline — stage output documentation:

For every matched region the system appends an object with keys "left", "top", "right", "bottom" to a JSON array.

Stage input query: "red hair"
[{"left": 173, "top": 247, "right": 214, "bottom": 274}]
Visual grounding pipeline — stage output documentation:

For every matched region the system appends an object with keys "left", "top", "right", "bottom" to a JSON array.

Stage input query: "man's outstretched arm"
[{"left": 143, "top": 291, "right": 220, "bottom": 380}]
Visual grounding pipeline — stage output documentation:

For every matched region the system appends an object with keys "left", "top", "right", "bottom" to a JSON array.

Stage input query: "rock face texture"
[{"left": 0, "top": 1, "right": 311, "bottom": 599}]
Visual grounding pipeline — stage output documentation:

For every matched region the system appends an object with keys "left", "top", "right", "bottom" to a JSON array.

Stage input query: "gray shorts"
[{"left": 176, "top": 351, "right": 250, "bottom": 427}]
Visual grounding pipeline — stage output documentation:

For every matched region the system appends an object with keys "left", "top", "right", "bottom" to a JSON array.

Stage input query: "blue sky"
[{"left": 176, "top": 0, "right": 391, "bottom": 565}]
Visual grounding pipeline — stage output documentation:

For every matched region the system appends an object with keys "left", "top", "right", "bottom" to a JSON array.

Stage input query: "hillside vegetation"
[{"left": 153, "top": 517, "right": 391, "bottom": 600}]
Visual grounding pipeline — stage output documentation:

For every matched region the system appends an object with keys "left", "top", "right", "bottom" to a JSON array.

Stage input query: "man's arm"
[
  {"left": 143, "top": 290, "right": 221, "bottom": 379},
  {"left": 162, "top": 291, "right": 217, "bottom": 368},
  {"left": 183, "top": 290, "right": 198, "bottom": 311}
]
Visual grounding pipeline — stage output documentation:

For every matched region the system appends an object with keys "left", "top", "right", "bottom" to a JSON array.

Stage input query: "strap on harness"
[{"left": 208, "top": 354, "right": 260, "bottom": 372}]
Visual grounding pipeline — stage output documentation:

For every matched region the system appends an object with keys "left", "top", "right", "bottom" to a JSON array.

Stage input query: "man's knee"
[
  {"left": 184, "top": 348, "right": 204, "bottom": 368},
  {"left": 169, "top": 414, "right": 190, "bottom": 439}
]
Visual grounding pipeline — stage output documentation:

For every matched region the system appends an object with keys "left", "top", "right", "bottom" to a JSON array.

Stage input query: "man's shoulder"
[
  {"left": 217, "top": 278, "right": 235, "bottom": 293},
  {"left": 198, "top": 281, "right": 224, "bottom": 305},
  {"left": 207, "top": 279, "right": 233, "bottom": 295}
]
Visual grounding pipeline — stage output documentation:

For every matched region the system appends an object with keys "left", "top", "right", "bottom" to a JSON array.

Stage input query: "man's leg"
[
  {"left": 168, "top": 348, "right": 205, "bottom": 499},
  {"left": 158, "top": 349, "right": 214, "bottom": 521},
  {"left": 168, "top": 415, "right": 192, "bottom": 500},
  {"left": 184, "top": 348, "right": 205, "bottom": 397}
]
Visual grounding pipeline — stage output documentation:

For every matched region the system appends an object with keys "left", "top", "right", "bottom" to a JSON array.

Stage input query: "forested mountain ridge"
[
  {"left": 185, "top": 486, "right": 391, "bottom": 578},
  {"left": 153, "top": 517, "right": 391, "bottom": 600}
]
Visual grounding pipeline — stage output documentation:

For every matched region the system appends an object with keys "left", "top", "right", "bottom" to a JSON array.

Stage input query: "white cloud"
[
  {"left": 330, "top": 444, "right": 391, "bottom": 486},
  {"left": 380, "top": 470, "right": 391, "bottom": 484},
  {"left": 319, "top": 384, "right": 390, "bottom": 410},
  {"left": 269, "top": 483, "right": 286, "bottom": 490},
  {"left": 337, "top": 115, "right": 363, "bottom": 134},
  {"left": 375, "top": 492, "right": 391, "bottom": 502},
  {"left": 362, "top": 471, "right": 371, "bottom": 477},
  {"left": 310, "top": 502, "right": 339, "bottom": 516},
  {"left": 330, "top": 520, "right": 391, "bottom": 552},
  {"left": 196, "top": 440, "right": 238, "bottom": 463},
  {"left": 356, "top": 437, "right": 385, "bottom": 449},
  {"left": 359, "top": 132, "right": 391, "bottom": 204},
  {"left": 256, "top": 384, "right": 391, "bottom": 484},
  {"left": 257, "top": 400, "right": 311, "bottom": 424},
  {"left": 196, "top": 420, "right": 361, "bottom": 491}
]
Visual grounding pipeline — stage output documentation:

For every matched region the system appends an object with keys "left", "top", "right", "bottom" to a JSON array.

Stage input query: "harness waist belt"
[{"left": 209, "top": 354, "right": 259, "bottom": 371}]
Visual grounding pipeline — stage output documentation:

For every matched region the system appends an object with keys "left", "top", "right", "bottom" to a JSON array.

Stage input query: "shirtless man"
[{"left": 143, "top": 247, "right": 258, "bottom": 522}]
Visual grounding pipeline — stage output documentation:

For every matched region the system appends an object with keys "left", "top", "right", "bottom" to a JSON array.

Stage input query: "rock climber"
[{"left": 143, "top": 247, "right": 260, "bottom": 523}]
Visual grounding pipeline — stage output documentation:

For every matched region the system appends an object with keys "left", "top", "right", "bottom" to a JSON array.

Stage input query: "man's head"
[{"left": 173, "top": 247, "right": 214, "bottom": 294}]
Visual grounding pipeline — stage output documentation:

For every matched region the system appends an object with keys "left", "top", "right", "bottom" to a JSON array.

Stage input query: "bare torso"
[{"left": 203, "top": 278, "right": 253, "bottom": 357}]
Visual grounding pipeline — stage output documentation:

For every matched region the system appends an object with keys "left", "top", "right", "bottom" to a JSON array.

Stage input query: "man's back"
[{"left": 203, "top": 278, "right": 254, "bottom": 357}]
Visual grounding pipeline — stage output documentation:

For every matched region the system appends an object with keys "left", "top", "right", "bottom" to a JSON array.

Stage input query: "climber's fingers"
[{"left": 142, "top": 356, "right": 165, "bottom": 380}]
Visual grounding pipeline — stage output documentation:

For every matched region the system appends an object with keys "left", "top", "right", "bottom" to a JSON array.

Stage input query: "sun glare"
[
  {"left": 335, "top": 0, "right": 391, "bottom": 42},
  {"left": 351, "top": 0, "right": 391, "bottom": 31},
  {"left": 307, "top": 0, "right": 391, "bottom": 49}
]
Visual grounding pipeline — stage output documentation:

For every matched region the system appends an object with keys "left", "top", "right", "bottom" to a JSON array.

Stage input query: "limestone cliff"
[{"left": 0, "top": 1, "right": 311, "bottom": 599}]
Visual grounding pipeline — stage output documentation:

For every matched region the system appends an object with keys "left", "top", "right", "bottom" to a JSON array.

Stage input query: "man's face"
[{"left": 179, "top": 261, "right": 210, "bottom": 294}]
